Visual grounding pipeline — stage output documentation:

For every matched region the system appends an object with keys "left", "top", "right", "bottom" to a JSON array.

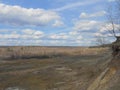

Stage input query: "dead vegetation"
[
  {"left": 0, "top": 46, "right": 108, "bottom": 60},
  {"left": 0, "top": 47, "right": 110, "bottom": 90},
  {"left": 2, "top": 46, "right": 120, "bottom": 90}
]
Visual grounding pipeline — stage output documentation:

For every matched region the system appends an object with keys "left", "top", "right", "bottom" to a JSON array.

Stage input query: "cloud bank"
[{"left": 0, "top": 3, "right": 62, "bottom": 26}]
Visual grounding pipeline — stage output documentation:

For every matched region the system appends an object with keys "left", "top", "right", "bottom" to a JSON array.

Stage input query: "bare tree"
[
  {"left": 107, "top": 0, "right": 120, "bottom": 38},
  {"left": 95, "top": 36, "right": 109, "bottom": 47},
  {"left": 107, "top": 0, "right": 120, "bottom": 56}
]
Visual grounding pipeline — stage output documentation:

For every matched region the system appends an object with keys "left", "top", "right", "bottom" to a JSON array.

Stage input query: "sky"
[{"left": 0, "top": 0, "right": 116, "bottom": 46}]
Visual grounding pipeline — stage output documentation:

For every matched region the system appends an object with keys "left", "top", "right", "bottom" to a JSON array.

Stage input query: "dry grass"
[
  {"left": 0, "top": 46, "right": 110, "bottom": 90},
  {"left": 0, "top": 46, "right": 108, "bottom": 60}
]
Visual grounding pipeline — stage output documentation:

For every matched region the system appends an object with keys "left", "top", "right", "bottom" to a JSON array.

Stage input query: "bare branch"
[{"left": 106, "top": 0, "right": 120, "bottom": 38}]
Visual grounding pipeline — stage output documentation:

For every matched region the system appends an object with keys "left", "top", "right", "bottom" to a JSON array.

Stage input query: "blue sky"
[{"left": 0, "top": 0, "right": 116, "bottom": 46}]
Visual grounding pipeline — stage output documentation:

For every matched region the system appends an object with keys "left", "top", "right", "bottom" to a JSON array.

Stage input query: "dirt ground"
[{"left": 0, "top": 47, "right": 111, "bottom": 90}]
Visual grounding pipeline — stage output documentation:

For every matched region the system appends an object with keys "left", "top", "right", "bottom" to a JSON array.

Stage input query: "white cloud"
[
  {"left": 52, "top": 0, "right": 101, "bottom": 11},
  {"left": 0, "top": 28, "right": 85, "bottom": 46},
  {"left": 76, "top": 36, "right": 83, "bottom": 40},
  {"left": 52, "top": 20, "right": 64, "bottom": 27},
  {"left": 73, "top": 20, "right": 101, "bottom": 30},
  {"left": 0, "top": 29, "right": 44, "bottom": 39},
  {"left": 22, "top": 29, "right": 44, "bottom": 36},
  {"left": 69, "top": 31, "right": 79, "bottom": 35},
  {"left": 0, "top": 33, "right": 20, "bottom": 39},
  {"left": 94, "top": 23, "right": 120, "bottom": 38},
  {"left": 45, "top": 40, "right": 66, "bottom": 45},
  {"left": 22, "top": 29, "right": 36, "bottom": 35},
  {"left": 48, "top": 31, "right": 83, "bottom": 45},
  {"left": 0, "top": 27, "right": 98, "bottom": 46},
  {"left": 94, "top": 32, "right": 117, "bottom": 38},
  {"left": 34, "top": 31, "right": 44, "bottom": 36},
  {"left": 49, "top": 33, "right": 68, "bottom": 39},
  {"left": 22, "top": 29, "right": 44, "bottom": 39},
  {"left": 99, "top": 23, "right": 119, "bottom": 33},
  {"left": 94, "top": 32, "right": 104, "bottom": 37},
  {"left": 108, "top": 0, "right": 115, "bottom": 2},
  {"left": 0, "top": 3, "right": 62, "bottom": 26},
  {"left": 80, "top": 11, "right": 106, "bottom": 18}
]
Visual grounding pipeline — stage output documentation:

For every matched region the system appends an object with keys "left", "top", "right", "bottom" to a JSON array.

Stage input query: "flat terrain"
[{"left": 0, "top": 47, "right": 110, "bottom": 90}]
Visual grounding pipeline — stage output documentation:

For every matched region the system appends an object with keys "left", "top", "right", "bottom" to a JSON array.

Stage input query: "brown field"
[
  {"left": 0, "top": 46, "right": 107, "bottom": 60},
  {"left": 0, "top": 47, "right": 112, "bottom": 90}
]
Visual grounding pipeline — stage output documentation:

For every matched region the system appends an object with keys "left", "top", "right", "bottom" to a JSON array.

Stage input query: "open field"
[
  {"left": 0, "top": 46, "right": 107, "bottom": 60},
  {"left": 0, "top": 47, "right": 113, "bottom": 90}
]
